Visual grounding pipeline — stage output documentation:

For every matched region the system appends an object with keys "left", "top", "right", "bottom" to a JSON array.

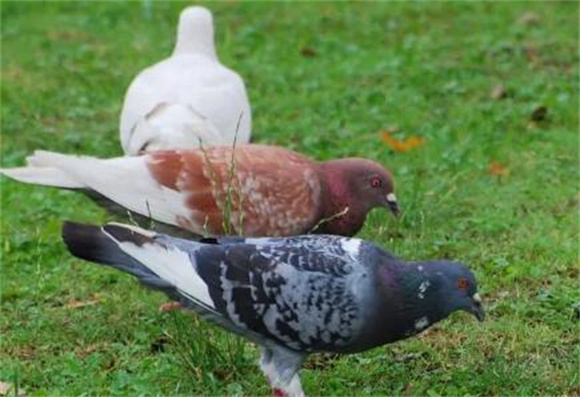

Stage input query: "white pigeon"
[{"left": 119, "top": 6, "right": 252, "bottom": 155}]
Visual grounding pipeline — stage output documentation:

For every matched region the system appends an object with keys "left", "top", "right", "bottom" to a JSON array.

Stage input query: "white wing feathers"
[{"left": 103, "top": 223, "right": 214, "bottom": 309}]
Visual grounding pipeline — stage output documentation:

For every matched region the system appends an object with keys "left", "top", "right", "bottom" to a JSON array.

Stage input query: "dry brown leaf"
[
  {"left": 299, "top": 46, "right": 317, "bottom": 58},
  {"left": 489, "top": 161, "right": 510, "bottom": 176},
  {"left": 490, "top": 84, "right": 508, "bottom": 100},
  {"left": 76, "top": 343, "right": 100, "bottom": 359},
  {"left": 65, "top": 295, "right": 100, "bottom": 309},
  {"left": 381, "top": 131, "right": 425, "bottom": 152},
  {"left": 517, "top": 12, "right": 540, "bottom": 26}
]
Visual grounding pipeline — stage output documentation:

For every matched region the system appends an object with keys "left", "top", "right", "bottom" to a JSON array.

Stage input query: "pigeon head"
[
  {"left": 317, "top": 158, "right": 398, "bottom": 235},
  {"left": 421, "top": 260, "right": 485, "bottom": 322},
  {"left": 174, "top": 6, "right": 216, "bottom": 59}
]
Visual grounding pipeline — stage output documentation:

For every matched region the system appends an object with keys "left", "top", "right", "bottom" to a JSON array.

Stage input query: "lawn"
[{"left": 1, "top": 1, "right": 579, "bottom": 396}]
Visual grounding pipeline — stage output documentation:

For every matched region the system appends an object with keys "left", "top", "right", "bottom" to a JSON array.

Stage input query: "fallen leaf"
[
  {"left": 490, "top": 84, "right": 508, "bottom": 100},
  {"left": 299, "top": 46, "right": 317, "bottom": 57},
  {"left": 84, "top": 344, "right": 98, "bottom": 354},
  {"left": 531, "top": 106, "right": 548, "bottom": 122},
  {"left": 381, "top": 131, "right": 425, "bottom": 152},
  {"left": 517, "top": 11, "right": 540, "bottom": 26},
  {"left": 0, "top": 381, "right": 26, "bottom": 397},
  {"left": 65, "top": 295, "right": 100, "bottom": 309},
  {"left": 76, "top": 343, "right": 101, "bottom": 359},
  {"left": 489, "top": 161, "right": 510, "bottom": 176}
]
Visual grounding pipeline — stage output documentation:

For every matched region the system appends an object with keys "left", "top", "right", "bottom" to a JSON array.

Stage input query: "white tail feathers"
[
  {"left": 1, "top": 149, "right": 192, "bottom": 228},
  {"left": 0, "top": 151, "right": 85, "bottom": 188},
  {"left": 173, "top": 6, "right": 217, "bottom": 60},
  {"left": 0, "top": 165, "right": 80, "bottom": 188}
]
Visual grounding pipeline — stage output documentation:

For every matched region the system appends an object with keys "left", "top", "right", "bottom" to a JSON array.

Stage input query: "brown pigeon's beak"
[
  {"left": 470, "top": 293, "right": 485, "bottom": 321},
  {"left": 385, "top": 193, "right": 399, "bottom": 216}
]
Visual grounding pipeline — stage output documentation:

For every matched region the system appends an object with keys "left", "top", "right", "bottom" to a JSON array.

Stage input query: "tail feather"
[
  {"left": 62, "top": 221, "right": 215, "bottom": 311},
  {"left": 62, "top": 222, "right": 158, "bottom": 280},
  {"left": 2, "top": 150, "right": 189, "bottom": 229},
  {"left": 0, "top": 150, "right": 86, "bottom": 188},
  {"left": 0, "top": 166, "right": 81, "bottom": 188}
]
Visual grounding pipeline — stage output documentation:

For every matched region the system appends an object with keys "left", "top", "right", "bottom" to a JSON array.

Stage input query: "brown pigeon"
[{"left": 0, "top": 144, "right": 399, "bottom": 237}]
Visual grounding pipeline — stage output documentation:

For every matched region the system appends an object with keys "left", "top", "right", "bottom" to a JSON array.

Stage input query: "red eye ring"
[
  {"left": 457, "top": 277, "right": 469, "bottom": 290},
  {"left": 370, "top": 177, "right": 382, "bottom": 188}
]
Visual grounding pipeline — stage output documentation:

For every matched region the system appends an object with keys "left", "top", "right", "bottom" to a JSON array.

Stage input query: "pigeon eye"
[
  {"left": 370, "top": 177, "right": 382, "bottom": 188},
  {"left": 457, "top": 277, "right": 469, "bottom": 290}
]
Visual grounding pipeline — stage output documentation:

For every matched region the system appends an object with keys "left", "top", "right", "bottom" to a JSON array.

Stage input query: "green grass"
[{"left": 1, "top": 1, "right": 579, "bottom": 396}]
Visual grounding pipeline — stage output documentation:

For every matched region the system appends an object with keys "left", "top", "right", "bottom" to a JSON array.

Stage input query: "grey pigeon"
[{"left": 62, "top": 221, "right": 485, "bottom": 397}]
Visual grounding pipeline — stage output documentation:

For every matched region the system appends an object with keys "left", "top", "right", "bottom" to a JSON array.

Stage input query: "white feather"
[
  {"left": 0, "top": 165, "right": 81, "bottom": 188},
  {"left": 120, "top": 5, "right": 251, "bottom": 156},
  {"left": 3, "top": 150, "right": 193, "bottom": 229},
  {"left": 103, "top": 224, "right": 214, "bottom": 308},
  {"left": 341, "top": 238, "right": 362, "bottom": 258}
]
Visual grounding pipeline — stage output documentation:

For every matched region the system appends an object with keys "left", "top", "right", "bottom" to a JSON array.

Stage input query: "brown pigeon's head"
[
  {"left": 315, "top": 158, "right": 398, "bottom": 236},
  {"left": 323, "top": 158, "right": 399, "bottom": 215}
]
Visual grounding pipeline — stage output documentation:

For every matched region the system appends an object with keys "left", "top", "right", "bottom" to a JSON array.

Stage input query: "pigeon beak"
[
  {"left": 470, "top": 293, "right": 485, "bottom": 322},
  {"left": 385, "top": 193, "right": 400, "bottom": 216}
]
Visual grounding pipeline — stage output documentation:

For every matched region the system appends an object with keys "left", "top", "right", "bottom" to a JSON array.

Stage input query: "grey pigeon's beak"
[
  {"left": 385, "top": 193, "right": 399, "bottom": 216},
  {"left": 470, "top": 293, "right": 485, "bottom": 322}
]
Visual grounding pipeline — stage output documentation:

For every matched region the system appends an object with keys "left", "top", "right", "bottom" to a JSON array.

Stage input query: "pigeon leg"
[{"left": 259, "top": 346, "right": 306, "bottom": 397}]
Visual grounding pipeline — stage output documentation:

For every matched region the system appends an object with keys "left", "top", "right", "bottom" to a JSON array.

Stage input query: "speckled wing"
[
  {"left": 190, "top": 235, "right": 373, "bottom": 352},
  {"left": 147, "top": 145, "right": 322, "bottom": 236}
]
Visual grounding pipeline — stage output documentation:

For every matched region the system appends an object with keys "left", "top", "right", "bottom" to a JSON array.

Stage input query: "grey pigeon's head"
[{"left": 424, "top": 260, "right": 485, "bottom": 322}]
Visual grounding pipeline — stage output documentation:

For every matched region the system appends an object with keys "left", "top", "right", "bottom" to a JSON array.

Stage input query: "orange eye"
[
  {"left": 371, "top": 177, "right": 382, "bottom": 188},
  {"left": 457, "top": 277, "right": 469, "bottom": 290}
]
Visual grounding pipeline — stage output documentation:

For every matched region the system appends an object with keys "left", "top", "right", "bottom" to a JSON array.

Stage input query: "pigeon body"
[
  {"left": 120, "top": 6, "right": 251, "bottom": 155},
  {"left": 62, "top": 221, "right": 484, "bottom": 397},
  {"left": 0, "top": 145, "right": 399, "bottom": 237}
]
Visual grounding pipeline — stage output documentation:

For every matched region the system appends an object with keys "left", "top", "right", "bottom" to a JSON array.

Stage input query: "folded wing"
[{"left": 63, "top": 222, "right": 372, "bottom": 352}]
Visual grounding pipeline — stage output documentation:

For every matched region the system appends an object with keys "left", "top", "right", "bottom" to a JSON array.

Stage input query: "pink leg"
[{"left": 272, "top": 388, "right": 286, "bottom": 397}]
